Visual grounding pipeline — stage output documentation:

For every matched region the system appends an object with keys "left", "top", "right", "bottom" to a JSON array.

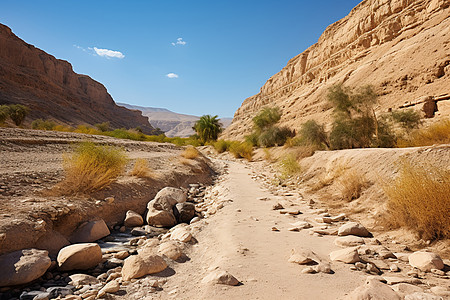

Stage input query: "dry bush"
[
  {"left": 129, "top": 158, "right": 153, "bottom": 178},
  {"left": 309, "top": 162, "right": 348, "bottom": 191},
  {"left": 383, "top": 161, "right": 450, "bottom": 240},
  {"left": 338, "top": 172, "right": 368, "bottom": 202},
  {"left": 53, "top": 142, "right": 127, "bottom": 195},
  {"left": 229, "top": 142, "right": 253, "bottom": 161},
  {"left": 278, "top": 154, "right": 302, "bottom": 179},
  {"left": 397, "top": 119, "right": 450, "bottom": 147},
  {"left": 181, "top": 145, "right": 200, "bottom": 159}
]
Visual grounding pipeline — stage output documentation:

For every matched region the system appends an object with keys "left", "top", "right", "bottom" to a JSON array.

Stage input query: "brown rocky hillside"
[
  {"left": 222, "top": 0, "right": 450, "bottom": 139},
  {"left": 0, "top": 23, "right": 157, "bottom": 134}
]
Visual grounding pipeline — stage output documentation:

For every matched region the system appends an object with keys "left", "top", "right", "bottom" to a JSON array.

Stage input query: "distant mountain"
[
  {"left": 0, "top": 23, "right": 157, "bottom": 134},
  {"left": 118, "top": 103, "right": 232, "bottom": 137}
]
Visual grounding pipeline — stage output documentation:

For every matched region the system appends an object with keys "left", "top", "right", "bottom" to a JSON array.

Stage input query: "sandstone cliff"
[
  {"left": 0, "top": 24, "right": 157, "bottom": 134},
  {"left": 222, "top": 0, "right": 450, "bottom": 139}
]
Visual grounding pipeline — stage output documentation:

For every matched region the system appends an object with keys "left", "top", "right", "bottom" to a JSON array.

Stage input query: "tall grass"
[
  {"left": 338, "top": 172, "right": 367, "bottom": 202},
  {"left": 54, "top": 142, "right": 127, "bottom": 195},
  {"left": 278, "top": 154, "right": 301, "bottom": 179},
  {"left": 229, "top": 141, "right": 253, "bottom": 161},
  {"left": 181, "top": 145, "right": 200, "bottom": 159},
  {"left": 396, "top": 119, "right": 450, "bottom": 147},
  {"left": 383, "top": 161, "right": 450, "bottom": 240},
  {"left": 213, "top": 139, "right": 232, "bottom": 153},
  {"left": 129, "top": 158, "right": 153, "bottom": 178}
]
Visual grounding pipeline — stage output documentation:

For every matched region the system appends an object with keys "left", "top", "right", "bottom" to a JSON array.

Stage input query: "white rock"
[
  {"left": 338, "top": 222, "right": 370, "bottom": 237},
  {"left": 408, "top": 251, "right": 444, "bottom": 272},
  {"left": 329, "top": 247, "right": 360, "bottom": 264},
  {"left": 288, "top": 249, "right": 317, "bottom": 265},
  {"left": 57, "top": 243, "right": 102, "bottom": 271},
  {"left": 149, "top": 187, "right": 186, "bottom": 211},
  {"left": 170, "top": 227, "right": 192, "bottom": 243},
  {"left": 346, "top": 278, "right": 401, "bottom": 300},
  {"left": 202, "top": 270, "right": 239, "bottom": 286},
  {"left": 69, "top": 274, "right": 100, "bottom": 286},
  {"left": 97, "top": 280, "right": 120, "bottom": 297},
  {"left": 158, "top": 241, "right": 183, "bottom": 260},
  {"left": 124, "top": 210, "right": 144, "bottom": 227},
  {"left": 122, "top": 254, "right": 167, "bottom": 281}
]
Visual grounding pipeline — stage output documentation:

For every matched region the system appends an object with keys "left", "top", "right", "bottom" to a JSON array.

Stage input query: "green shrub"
[
  {"left": 252, "top": 107, "right": 281, "bottom": 131},
  {"left": 258, "top": 126, "right": 293, "bottom": 147},
  {"left": 105, "top": 128, "right": 146, "bottom": 141},
  {"left": 391, "top": 109, "right": 422, "bottom": 131},
  {"left": 31, "top": 119, "right": 57, "bottom": 130},
  {"left": 56, "top": 142, "right": 127, "bottom": 194},
  {"left": 213, "top": 139, "right": 231, "bottom": 153},
  {"left": 95, "top": 122, "right": 110, "bottom": 132},
  {"left": 298, "top": 120, "right": 329, "bottom": 148},
  {"left": 0, "top": 105, "right": 9, "bottom": 124},
  {"left": 244, "top": 132, "right": 259, "bottom": 147},
  {"left": 383, "top": 160, "right": 450, "bottom": 240},
  {"left": 229, "top": 141, "right": 253, "bottom": 161},
  {"left": 8, "top": 104, "right": 29, "bottom": 126}
]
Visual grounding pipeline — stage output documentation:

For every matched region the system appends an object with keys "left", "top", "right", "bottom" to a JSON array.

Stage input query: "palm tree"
[{"left": 193, "top": 115, "right": 223, "bottom": 144}]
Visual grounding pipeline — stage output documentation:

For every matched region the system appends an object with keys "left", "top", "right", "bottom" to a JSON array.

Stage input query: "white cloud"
[
  {"left": 166, "top": 73, "right": 179, "bottom": 79},
  {"left": 171, "top": 37, "right": 186, "bottom": 46},
  {"left": 93, "top": 47, "right": 125, "bottom": 59},
  {"left": 73, "top": 44, "right": 87, "bottom": 52}
]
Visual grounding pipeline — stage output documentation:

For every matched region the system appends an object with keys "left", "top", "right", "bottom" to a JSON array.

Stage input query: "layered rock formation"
[
  {"left": 119, "top": 103, "right": 232, "bottom": 137},
  {"left": 222, "top": 0, "right": 450, "bottom": 139},
  {"left": 0, "top": 23, "right": 157, "bottom": 134}
]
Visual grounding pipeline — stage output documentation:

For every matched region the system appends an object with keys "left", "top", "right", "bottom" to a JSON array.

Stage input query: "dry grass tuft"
[
  {"left": 383, "top": 160, "right": 450, "bottom": 240},
  {"left": 53, "top": 142, "right": 127, "bottom": 195},
  {"left": 229, "top": 142, "right": 253, "bottom": 161},
  {"left": 397, "top": 119, "right": 450, "bottom": 147},
  {"left": 309, "top": 162, "right": 348, "bottom": 191},
  {"left": 129, "top": 158, "right": 153, "bottom": 178},
  {"left": 278, "top": 154, "right": 302, "bottom": 179},
  {"left": 337, "top": 172, "right": 368, "bottom": 202},
  {"left": 181, "top": 145, "right": 200, "bottom": 159}
]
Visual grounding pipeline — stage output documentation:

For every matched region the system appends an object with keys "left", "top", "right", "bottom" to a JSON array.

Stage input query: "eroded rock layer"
[
  {"left": 0, "top": 24, "right": 157, "bottom": 134},
  {"left": 223, "top": 0, "right": 450, "bottom": 139}
]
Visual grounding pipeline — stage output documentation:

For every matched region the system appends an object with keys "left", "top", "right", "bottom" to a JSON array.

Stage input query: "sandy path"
[{"left": 161, "top": 160, "right": 367, "bottom": 300}]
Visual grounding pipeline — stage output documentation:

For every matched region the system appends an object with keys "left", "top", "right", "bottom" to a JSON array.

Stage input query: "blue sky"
[{"left": 0, "top": 0, "right": 361, "bottom": 118}]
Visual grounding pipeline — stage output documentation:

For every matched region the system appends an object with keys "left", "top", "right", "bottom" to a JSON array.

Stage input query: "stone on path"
[
  {"left": 338, "top": 222, "right": 370, "bottom": 237},
  {"left": 122, "top": 254, "right": 167, "bottom": 281},
  {"left": 158, "top": 241, "right": 183, "bottom": 260},
  {"left": 69, "top": 274, "right": 100, "bottom": 286},
  {"left": 202, "top": 270, "right": 239, "bottom": 286},
  {"left": 408, "top": 251, "right": 444, "bottom": 272},
  {"left": 70, "top": 219, "right": 110, "bottom": 243},
  {"left": 170, "top": 226, "right": 192, "bottom": 243},
  {"left": 57, "top": 243, "right": 102, "bottom": 271},
  {"left": 146, "top": 208, "right": 177, "bottom": 228},
  {"left": 124, "top": 210, "right": 144, "bottom": 227},
  {"left": 173, "top": 202, "right": 196, "bottom": 224},
  {"left": 329, "top": 247, "right": 360, "bottom": 264},
  {"left": 345, "top": 278, "right": 401, "bottom": 300},
  {"left": 391, "top": 283, "right": 424, "bottom": 296},
  {"left": 288, "top": 248, "right": 317, "bottom": 265},
  {"left": 334, "top": 236, "right": 365, "bottom": 248},
  {"left": 97, "top": 280, "right": 120, "bottom": 298},
  {"left": 0, "top": 249, "right": 51, "bottom": 287},
  {"left": 404, "top": 293, "right": 444, "bottom": 300}
]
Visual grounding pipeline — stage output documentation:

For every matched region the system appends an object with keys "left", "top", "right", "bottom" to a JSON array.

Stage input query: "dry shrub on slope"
[
  {"left": 397, "top": 119, "right": 450, "bottom": 147},
  {"left": 181, "top": 145, "right": 200, "bottom": 159},
  {"left": 129, "top": 158, "right": 153, "bottom": 178},
  {"left": 53, "top": 142, "right": 127, "bottom": 195},
  {"left": 383, "top": 160, "right": 450, "bottom": 240}
]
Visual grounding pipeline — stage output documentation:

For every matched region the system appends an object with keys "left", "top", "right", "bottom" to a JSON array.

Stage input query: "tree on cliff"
[{"left": 193, "top": 115, "right": 223, "bottom": 144}]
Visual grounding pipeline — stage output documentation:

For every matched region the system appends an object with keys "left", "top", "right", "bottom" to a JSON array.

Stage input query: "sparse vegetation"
[
  {"left": 278, "top": 154, "right": 301, "bottom": 179},
  {"left": 0, "top": 105, "right": 9, "bottom": 124},
  {"left": 181, "top": 145, "right": 200, "bottom": 159},
  {"left": 390, "top": 109, "right": 422, "bottom": 131},
  {"left": 55, "top": 142, "right": 127, "bottom": 194},
  {"left": 229, "top": 141, "right": 253, "bottom": 161},
  {"left": 396, "top": 119, "right": 450, "bottom": 147},
  {"left": 338, "top": 172, "right": 368, "bottom": 202},
  {"left": 383, "top": 160, "right": 450, "bottom": 240},
  {"left": 297, "top": 120, "right": 329, "bottom": 149},
  {"left": 31, "top": 119, "right": 57, "bottom": 130},
  {"left": 213, "top": 139, "right": 232, "bottom": 153},
  {"left": 129, "top": 158, "right": 153, "bottom": 178},
  {"left": 95, "top": 122, "right": 110, "bottom": 132},
  {"left": 192, "top": 115, "right": 223, "bottom": 144}
]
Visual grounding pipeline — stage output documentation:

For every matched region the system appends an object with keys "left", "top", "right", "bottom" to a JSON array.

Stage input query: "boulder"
[
  {"left": 70, "top": 220, "right": 110, "bottom": 243},
  {"left": 408, "top": 251, "right": 444, "bottom": 272},
  {"left": 146, "top": 208, "right": 177, "bottom": 228},
  {"left": 173, "top": 202, "right": 195, "bottom": 223},
  {"left": 19, "top": 290, "right": 50, "bottom": 300},
  {"left": 405, "top": 293, "right": 443, "bottom": 300},
  {"left": 122, "top": 254, "right": 167, "bottom": 281},
  {"left": 329, "top": 247, "right": 360, "bottom": 264},
  {"left": 334, "top": 236, "right": 365, "bottom": 248},
  {"left": 338, "top": 222, "right": 370, "bottom": 237},
  {"left": 57, "top": 243, "right": 102, "bottom": 271},
  {"left": 158, "top": 241, "right": 183, "bottom": 260},
  {"left": 170, "top": 227, "right": 192, "bottom": 243},
  {"left": 124, "top": 210, "right": 144, "bottom": 227},
  {"left": 202, "top": 270, "right": 239, "bottom": 286},
  {"left": 149, "top": 187, "right": 186, "bottom": 211},
  {"left": 346, "top": 278, "right": 401, "bottom": 300},
  {"left": 69, "top": 274, "right": 100, "bottom": 286},
  {"left": 0, "top": 249, "right": 51, "bottom": 287}
]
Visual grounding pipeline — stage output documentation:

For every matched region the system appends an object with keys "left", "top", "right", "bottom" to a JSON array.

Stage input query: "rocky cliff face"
[
  {"left": 0, "top": 24, "right": 157, "bottom": 134},
  {"left": 222, "top": 0, "right": 450, "bottom": 139}
]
